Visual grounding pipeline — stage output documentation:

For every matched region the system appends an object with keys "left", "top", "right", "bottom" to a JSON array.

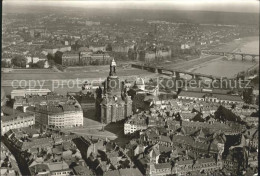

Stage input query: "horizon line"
[{"left": 3, "top": 0, "right": 259, "bottom": 13}]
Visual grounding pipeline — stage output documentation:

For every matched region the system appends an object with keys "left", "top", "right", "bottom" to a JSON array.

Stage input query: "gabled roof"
[
  {"left": 1, "top": 112, "right": 34, "bottom": 122},
  {"left": 2, "top": 106, "right": 21, "bottom": 115},
  {"left": 178, "top": 91, "right": 205, "bottom": 98},
  {"left": 119, "top": 168, "right": 143, "bottom": 176},
  {"left": 29, "top": 163, "right": 50, "bottom": 175},
  {"left": 72, "top": 166, "right": 95, "bottom": 176},
  {"left": 195, "top": 157, "right": 216, "bottom": 165},
  {"left": 103, "top": 170, "right": 121, "bottom": 176},
  {"left": 154, "top": 163, "right": 172, "bottom": 169},
  {"left": 149, "top": 143, "right": 160, "bottom": 157},
  {"left": 47, "top": 161, "right": 70, "bottom": 172},
  {"left": 176, "top": 159, "right": 193, "bottom": 165}
]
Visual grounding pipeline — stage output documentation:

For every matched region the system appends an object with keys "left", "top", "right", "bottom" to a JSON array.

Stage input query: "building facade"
[
  {"left": 1, "top": 112, "right": 35, "bottom": 134},
  {"left": 178, "top": 90, "right": 243, "bottom": 104},
  {"left": 58, "top": 51, "right": 113, "bottom": 66},
  {"left": 28, "top": 104, "right": 83, "bottom": 128},
  {"left": 61, "top": 51, "right": 80, "bottom": 66},
  {"left": 13, "top": 93, "right": 68, "bottom": 111},
  {"left": 11, "top": 89, "right": 51, "bottom": 99},
  {"left": 124, "top": 115, "right": 147, "bottom": 134}
]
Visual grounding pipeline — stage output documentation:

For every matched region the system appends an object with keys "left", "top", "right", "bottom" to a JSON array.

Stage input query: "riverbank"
[
  {"left": 2, "top": 67, "right": 153, "bottom": 80},
  {"left": 186, "top": 56, "right": 223, "bottom": 72},
  {"left": 2, "top": 68, "right": 158, "bottom": 95},
  {"left": 212, "top": 36, "right": 259, "bottom": 53},
  {"left": 189, "top": 36, "right": 259, "bottom": 77}
]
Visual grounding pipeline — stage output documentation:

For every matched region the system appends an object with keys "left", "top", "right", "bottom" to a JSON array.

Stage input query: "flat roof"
[
  {"left": 178, "top": 91, "right": 205, "bottom": 98},
  {"left": 11, "top": 89, "right": 51, "bottom": 93}
]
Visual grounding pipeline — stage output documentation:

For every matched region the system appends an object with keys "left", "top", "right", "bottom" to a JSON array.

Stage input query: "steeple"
[{"left": 109, "top": 59, "right": 117, "bottom": 76}]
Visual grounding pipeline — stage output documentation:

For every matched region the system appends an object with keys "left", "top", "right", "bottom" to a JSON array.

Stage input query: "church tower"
[
  {"left": 104, "top": 59, "right": 121, "bottom": 96},
  {"left": 96, "top": 59, "right": 133, "bottom": 124}
]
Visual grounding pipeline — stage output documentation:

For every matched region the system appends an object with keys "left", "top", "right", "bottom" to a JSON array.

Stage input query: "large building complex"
[
  {"left": 178, "top": 89, "right": 243, "bottom": 104},
  {"left": 13, "top": 93, "right": 68, "bottom": 110},
  {"left": 11, "top": 89, "right": 51, "bottom": 99},
  {"left": 55, "top": 50, "right": 113, "bottom": 66},
  {"left": 12, "top": 92, "right": 84, "bottom": 128},
  {"left": 1, "top": 112, "right": 35, "bottom": 134},
  {"left": 26, "top": 100, "right": 83, "bottom": 128}
]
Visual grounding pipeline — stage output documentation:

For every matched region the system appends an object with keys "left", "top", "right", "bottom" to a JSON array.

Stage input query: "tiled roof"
[
  {"left": 160, "top": 136, "right": 172, "bottom": 143},
  {"left": 103, "top": 170, "right": 121, "bottom": 176},
  {"left": 47, "top": 161, "right": 70, "bottom": 172},
  {"left": 213, "top": 94, "right": 242, "bottom": 102},
  {"left": 159, "top": 145, "right": 175, "bottom": 153},
  {"left": 72, "top": 166, "right": 95, "bottom": 175},
  {"left": 2, "top": 106, "right": 21, "bottom": 115},
  {"left": 22, "top": 138, "right": 53, "bottom": 150},
  {"left": 211, "top": 89, "right": 230, "bottom": 94},
  {"left": 119, "top": 168, "right": 143, "bottom": 176},
  {"left": 178, "top": 91, "right": 205, "bottom": 98},
  {"left": 179, "top": 112, "right": 196, "bottom": 119},
  {"left": 196, "top": 157, "right": 216, "bottom": 164},
  {"left": 29, "top": 163, "right": 50, "bottom": 175},
  {"left": 1, "top": 112, "right": 34, "bottom": 122},
  {"left": 154, "top": 162, "right": 172, "bottom": 169},
  {"left": 176, "top": 159, "right": 193, "bottom": 165}
]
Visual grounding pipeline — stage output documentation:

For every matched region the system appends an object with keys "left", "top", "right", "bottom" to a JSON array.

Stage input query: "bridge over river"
[
  {"left": 201, "top": 50, "right": 259, "bottom": 62},
  {"left": 132, "top": 64, "right": 225, "bottom": 80},
  {"left": 131, "top": 61, "right": 259, "bottom": 82}
]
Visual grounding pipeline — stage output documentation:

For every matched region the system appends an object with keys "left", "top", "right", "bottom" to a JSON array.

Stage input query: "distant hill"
[{"left": 3, "top": 4, "right": 259, "bottom": 26}]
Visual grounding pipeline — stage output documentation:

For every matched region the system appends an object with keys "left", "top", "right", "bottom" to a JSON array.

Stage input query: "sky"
[{"left": 3, "top": 0, "right": 259, "bottom": 13}]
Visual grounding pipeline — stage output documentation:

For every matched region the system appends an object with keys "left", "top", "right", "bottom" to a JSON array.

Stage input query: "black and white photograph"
[{"left": 0, "top": 0, "right": 259, "bottom": 175}]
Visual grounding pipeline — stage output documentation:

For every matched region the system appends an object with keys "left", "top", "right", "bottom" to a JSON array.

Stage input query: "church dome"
[
  {"left": 111, "top": 58, "right": 116, "bottom": 66},
  {"left": 135, "top": 78, "right": 145, "bottom": 86}
]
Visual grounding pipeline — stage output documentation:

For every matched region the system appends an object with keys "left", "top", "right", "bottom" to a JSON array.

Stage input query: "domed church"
[
  {"left": 95, "top": 59, "right": 133, "bottom": 124},
  {"left": 135, "top": 77, "right": 145, "bottom": 91}
]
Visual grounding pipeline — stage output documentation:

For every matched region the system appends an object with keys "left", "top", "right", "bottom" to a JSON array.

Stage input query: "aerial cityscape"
[{"left": 1, "top": 1, "right": 259, "bottom": 176}]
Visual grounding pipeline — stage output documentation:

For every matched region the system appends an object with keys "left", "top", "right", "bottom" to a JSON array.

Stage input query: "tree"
[
  {"left": 128, "top": 48, "right": 137, "bottom": 60},
  {"left": 138, "top": 50, "right": 145, "bottom": 61},
  {"left": 243, "top": 87, "right": 253, "bottom": 104},
  {"left": 195, "top": 48, "right": 201, "bottom": 55},
  {"left": 96, "top": 59, "right": 101, "bottom": 65},
  {"left": 12, "top": 55, "right": 26, "bottom": 68},
  {"left": 132, "top": 94, "right": 147, "bottom": 112},
  {"left": 48, "top": 59, "right": 55, "bottom": 67},
  {"left": 106, "top": 43, "right": 112, "bottom": 51},
  {"left": 71, "top": 42, "right": 83, "bottom": 51},
  {"left": 36, "top": 60, "right": 46, "bottom": 68},
  {"left": 47, "top": 53, "right": 54, "bottom": 61},
  {"left": 1, "top": 61, "right": 7, "bottom": 68},
  {"left": 190, "top": 48, "right": 196, "bottom": 55},
  {"left": 54, "top": 51, "right": 63, "bottom": 65}
]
